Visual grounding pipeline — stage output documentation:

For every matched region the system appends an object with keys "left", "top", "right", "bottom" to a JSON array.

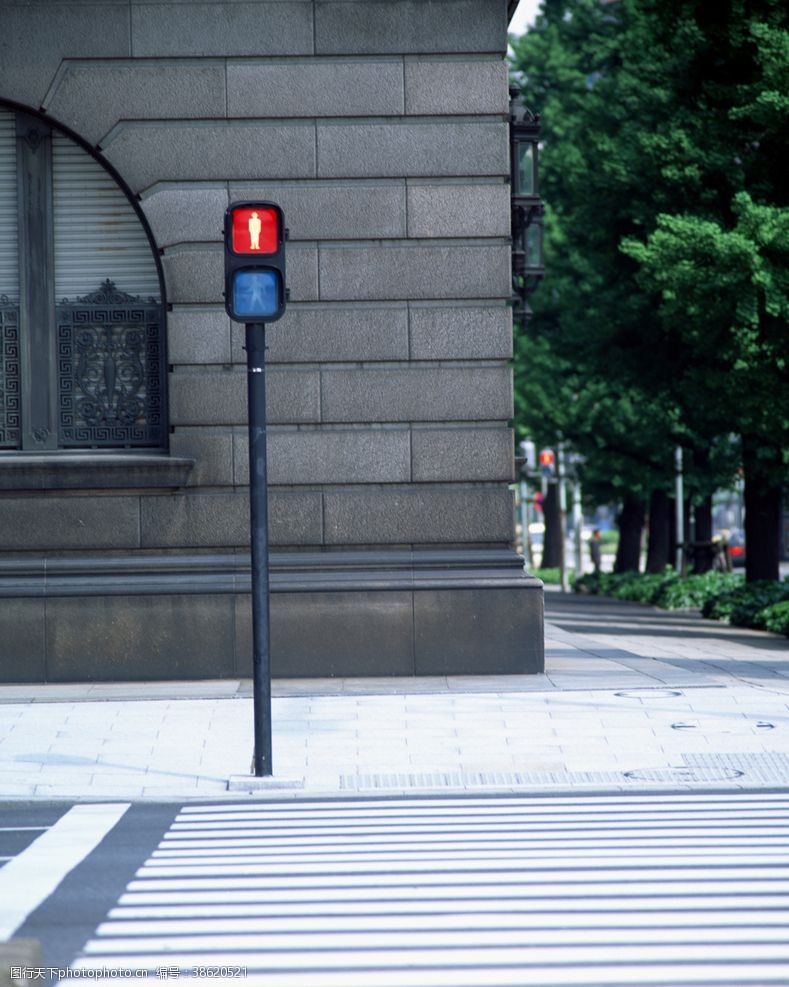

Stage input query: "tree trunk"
[
  {"left": 692, "top": 496, "right": 714, "bottom": 573},
  {"left": 541, "top": 481, "right": 563, "bottom": 569},
  {"left": 614, "top": 493, "right": 646, "bottom": 573},
  {"left": 743, "top": 436, "right": 782, "bottom": 582},
  {"left": 646, "top": 489, "right": 671, "bottom": 572}
]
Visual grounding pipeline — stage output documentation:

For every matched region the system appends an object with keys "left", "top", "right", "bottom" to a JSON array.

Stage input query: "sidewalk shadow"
[{"left": 545, "top": 594, "right": 789, "bottom": 653}]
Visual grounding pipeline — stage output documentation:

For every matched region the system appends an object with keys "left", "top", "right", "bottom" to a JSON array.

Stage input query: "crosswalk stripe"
[
  {"left": 72, "top": 793, "right": 789, "bottom": 985},
  {"left": 156, "top": 833, "right": 789, "bottom": 848},
  {"left": 96, "top": 910, "right": 789, "bottom": 935},
  {"left": 110, "top": 896, "right": 789, "bottom": 917}
]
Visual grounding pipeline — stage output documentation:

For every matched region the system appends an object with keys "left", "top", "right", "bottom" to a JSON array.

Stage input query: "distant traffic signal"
[{"left": 539, "top": 448, "right": 556, "bottom": 477}]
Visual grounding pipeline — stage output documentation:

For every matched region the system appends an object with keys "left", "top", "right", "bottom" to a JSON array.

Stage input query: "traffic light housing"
[
  {"left": 519, "top": 439, "right": 537, "bottom": 472},
  {"left": 224, "top": 201, "right": 287, "bottom": 323}
]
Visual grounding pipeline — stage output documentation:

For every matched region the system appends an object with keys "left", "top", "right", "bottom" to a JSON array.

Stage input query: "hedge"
[{"left": 574, "top": 568, "right": 789, "bottom": 637}]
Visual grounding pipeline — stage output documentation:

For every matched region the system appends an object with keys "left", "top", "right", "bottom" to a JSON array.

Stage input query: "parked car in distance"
[{"left": 725, "top": 528, "right": 746, "bottom": 567}]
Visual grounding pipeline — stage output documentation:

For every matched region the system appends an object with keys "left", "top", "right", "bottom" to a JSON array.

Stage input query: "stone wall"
[{"left": 0, "top": 0, "right": 544, "bottom": 680}]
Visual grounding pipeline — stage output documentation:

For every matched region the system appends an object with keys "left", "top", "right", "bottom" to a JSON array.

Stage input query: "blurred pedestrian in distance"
[{"left": 590, "top": 529, "right": 602, "bottom": 573}]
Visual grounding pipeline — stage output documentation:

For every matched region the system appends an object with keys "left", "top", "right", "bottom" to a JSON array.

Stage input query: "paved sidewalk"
[{"left": 0, "top": 591, "right": 787, "bottom": 800}]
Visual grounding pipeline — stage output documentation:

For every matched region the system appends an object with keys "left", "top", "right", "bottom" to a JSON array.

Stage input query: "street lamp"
[{"left": 509, "top": 85, "right": 544, "bottom": 322}]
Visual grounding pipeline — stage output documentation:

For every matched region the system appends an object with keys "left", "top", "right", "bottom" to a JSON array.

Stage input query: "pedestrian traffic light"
[
  {"left": 539, "top": 448, "right": 555, "bottom": 476},
  {"left": 224, "top": 201, "right": 287, "bottom": 323}
]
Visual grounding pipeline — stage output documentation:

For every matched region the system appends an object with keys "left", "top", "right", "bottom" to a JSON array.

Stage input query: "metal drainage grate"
[
  {"left": 671, "top": 720, "right": 775, "bottom": 733},
  {"left": 340, "top": 770, "right": 626, "bottom": 791},
  {"left": 624, "top": 767, "right": 745, "bottom": 783}
]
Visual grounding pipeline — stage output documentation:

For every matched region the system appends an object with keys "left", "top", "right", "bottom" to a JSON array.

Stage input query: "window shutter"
[
  {"left": 0, "top": 109, "right": 19, "bottom": 302},
  {"left": 52, "top": 133, "right": 160, "bottom": 301}
]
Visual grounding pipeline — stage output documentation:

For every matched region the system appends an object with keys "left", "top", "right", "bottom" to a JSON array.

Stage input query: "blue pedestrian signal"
[{"left": 232, "top": 269, "right": 282, "bottom": 320}]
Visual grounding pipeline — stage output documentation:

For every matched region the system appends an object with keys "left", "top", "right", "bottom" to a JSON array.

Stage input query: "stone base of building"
[{"left": 0, "top": 550, "right": 544, "bottom": 682}]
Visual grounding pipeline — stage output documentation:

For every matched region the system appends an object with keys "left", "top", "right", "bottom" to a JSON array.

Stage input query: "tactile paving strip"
[{"left": 340, "top": 753, "right": 789, "bottom": 791}]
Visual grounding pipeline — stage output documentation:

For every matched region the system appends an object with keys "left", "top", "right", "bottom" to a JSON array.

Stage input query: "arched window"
[{"left": 0, "top": 106, "right": 166, "bottom": 451}]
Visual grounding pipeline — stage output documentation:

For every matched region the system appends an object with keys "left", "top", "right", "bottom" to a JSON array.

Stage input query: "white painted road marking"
[
  {"left": 73, "top": 794, "right": 789, "bottom": 985},
  {"left": 0, "top": 803, "right": 129, "bottom": 939}
]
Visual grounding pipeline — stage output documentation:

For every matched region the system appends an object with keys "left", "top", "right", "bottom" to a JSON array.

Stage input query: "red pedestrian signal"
[
  {"left": 230, "top": 206, "right": 279, "bottom": 255},
  {"left": 224, "top": 201, "right": 287, "bottom": 323}
]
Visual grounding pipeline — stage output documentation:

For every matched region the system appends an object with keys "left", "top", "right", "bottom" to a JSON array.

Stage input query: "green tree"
[
  {"left": 510, "top": 0, "right": 788, "bottom": 580},
  {"left": 620, "top": 2, "right": 789, "bottom": 581}
]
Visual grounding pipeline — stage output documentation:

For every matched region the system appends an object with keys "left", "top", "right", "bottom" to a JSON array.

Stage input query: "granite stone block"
[
  {"left": 140, "top": 186, "right": 229, "bottom": 250},
  {"left": 321, "top": 366, "right": 513, "bottom": 422},
  {"left": 168, "top": 307, "right": 233, "bottom": 365},
  {"left": 140, "top": 492, "right": 249, "bottom": 548},
  {"left": 102, "top": 121, "right": 316, "bottom": 193},
  {"left": 0, "top": 496, "right": 139, "bottom": 551},
  {"left": 131, "top": 2, "right": 314, "bottom": 57},
  {"left": 45, "top": 62, "right": 226, "bottom": 146},
  {"left": 412, "top": 426, "right": 514, "bottom": 481},
  {"left": 0, "top": 5, "right": 129, "bottom": 108},
  {"left": 228, "top": 182, "right": 406, "bottom": 240},
  {"left": 234, "top": 427, "right": 411, "bottom": 485},
  {"left": 169, "top": 431, "right": 235, "bottom": 487},
  {"left": 227, "top": 59, "right": 404, "bottom": 117},
  {"left": 162, "top": 244, "right": 318, "bottom": 304},
  {"left": 170, "top": 369, "right": 321, "bottom": 426},
  {"left": 315, "top": 0, "right": 506, "bottom": 55},
  {"left": 45, "top": 595, "right": 236, "bottom": 682},
  {"left": 319, "top": 243, "right": 511, "bottom": 300},
  {"left": 231, "top": 304, "right": 409, "bottom": 364},
  {"left": 275, "top": 592, "right": 414, "bottom": 676},
  {"left": 235, "top": 591, "right": 415, "bottom": 677},
  {"left": 405, "top": 57, "right": 509, "bottom": 115},
  {"left": 169, "top": 372, "right": 244, "bottom": 426},
  {"left": 407, "top": 183, "right": 510, "bottom": 238},
  {"left": 414, "top": 586, "right": 544, "bottom": 675},
  {"left": 267, "top": 490, "right": 325, "bottom": 546},
  {"left": 409, "top": 303, "right": 512, "bottom": 359},
  {"left": 323, "top": 485, "right": 514, "bottom": 544},
  {"left": 317, "top": 121, "right": 508, "bottom": 178},
  {"left": 0, "top": 599, "right": 46, "bottom": 683},
  {"left": 140, "top": 489, "right": 323, "bottom": 547}
]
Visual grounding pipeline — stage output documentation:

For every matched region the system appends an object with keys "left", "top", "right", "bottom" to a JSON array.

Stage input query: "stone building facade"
[{"left": 0, "top": 0, "right": 543, "bottom": 682}]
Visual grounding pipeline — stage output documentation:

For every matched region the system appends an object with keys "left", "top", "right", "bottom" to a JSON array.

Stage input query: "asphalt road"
[{"left": 1, "top": 802, "right": 176, "bottom": 973}]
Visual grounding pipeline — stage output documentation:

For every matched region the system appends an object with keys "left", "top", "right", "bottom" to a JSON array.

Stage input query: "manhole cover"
[
  {"left": 624, "top": 767, "right": 744, "bottom": 783},
  {"left": 616, "top": 689, "right": 683, "bottom": 699}
]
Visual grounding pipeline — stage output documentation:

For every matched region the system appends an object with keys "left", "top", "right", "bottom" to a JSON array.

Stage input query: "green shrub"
[
  {"left": 574, "top": 568, "right": 741, "bottom": 609},
  {"left": 573, "top": 571, "right": 604, "bottom": 594},
  {"left": 655, "top": 571, "right": 742, "bottom": 609},
  {"left": 574, "top": 567, "right": 788, "bottom": 633},
  {"left": 702, "top": 580, "right": 789, "bottom": 627},
  {"left": 760, "top": 600, "right": 789, "bottom": 636},
  {"left": 574, "top": 571, "right": 629, "bottom": 596},
  {"left": 611, "top": 571, "right": 674, "bottom": 603},
  {"left": 534, "top": 567, "right": 562, "bottom": 585}
]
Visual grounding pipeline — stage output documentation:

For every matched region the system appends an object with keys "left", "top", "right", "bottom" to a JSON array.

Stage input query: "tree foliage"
[{"left": 510, "top": 0, "right": 789, "bottom": 579}]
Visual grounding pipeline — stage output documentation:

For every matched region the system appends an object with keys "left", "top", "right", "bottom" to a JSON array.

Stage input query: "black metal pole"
[{"left": 245, "top": 321, "right": 272, "bottom": 777}]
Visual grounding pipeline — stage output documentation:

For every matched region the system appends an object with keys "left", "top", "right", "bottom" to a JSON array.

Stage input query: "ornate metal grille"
[
  {"left": 0, "top": 297, "right": 20, "bottom": 448},
  {"left": 57, "top": 280, "right": 165, "bottom": 448}
]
